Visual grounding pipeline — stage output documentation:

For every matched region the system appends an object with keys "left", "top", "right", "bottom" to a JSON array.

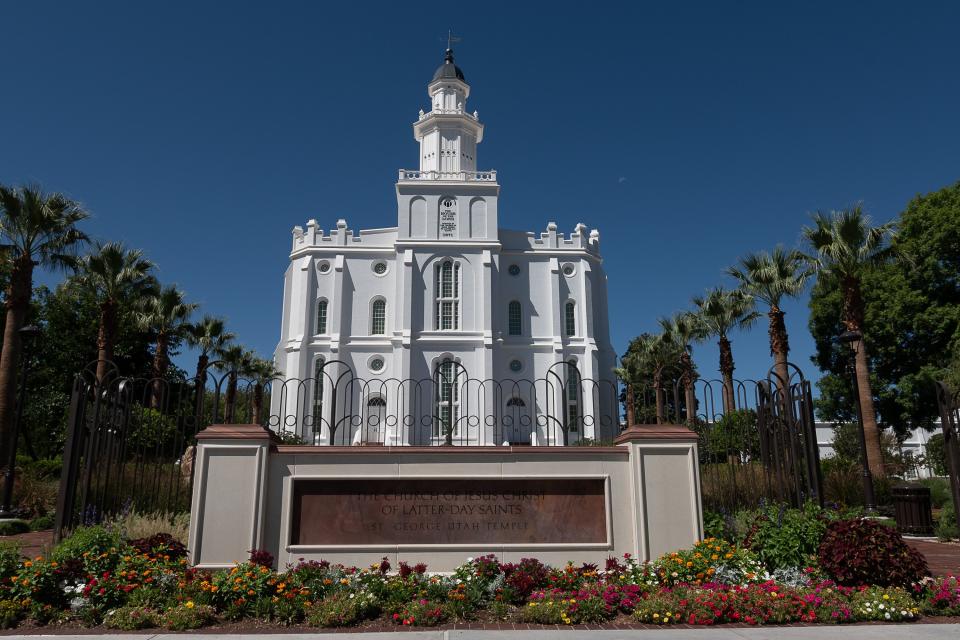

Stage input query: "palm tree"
[
  {"left": 0, "top": 184, "right": 89, "bottom": 469},
  {"left": 803, "top": 205, "right": 897, "bottom": 479},
  {"left": 727, "top": 247, "right": 811, "bottom": 390},
  {"left": 659, "top": 312, "right": 700, "bottom": 423},
  {"left": 185, "top": 316, "right": 234, "bottom": 385},
  {"left": 72, "top": 242, "right": 156, "bottom": 384},
  {"left": 217, "top": 344, "right": 254, "bottom": 423},
  {"left": 617, "top": 333, "right": 683, "bottom": 424},
  {"left": 247, "top": 357, "right": 281, "bottom": 427},
  {"left": 135, "top": 285, "right": 198, "bottom": 408},
  {"left": 691, "top": 287, "right": 760, "bottom": 415}
]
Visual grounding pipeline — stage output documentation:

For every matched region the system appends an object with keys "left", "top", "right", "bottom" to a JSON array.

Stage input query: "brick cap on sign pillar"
[
  {"left": 614, "top": 423, "right": 699, "bottom": 444},
  {"left": 195, "top": 423, "right": 282, "bottom": 442}
]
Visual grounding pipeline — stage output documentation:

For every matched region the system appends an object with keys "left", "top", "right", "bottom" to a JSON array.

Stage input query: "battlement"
[
  {"left": 291, "top": 219, "right": 397, "bottom": 251},
  {"left": 518, "top": 222, "right": 600, "bottom": 253}
]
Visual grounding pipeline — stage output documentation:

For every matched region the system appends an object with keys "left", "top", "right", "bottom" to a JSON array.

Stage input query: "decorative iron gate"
[{"left": 677, "top": 364, "right": 823, "bottom": 511}]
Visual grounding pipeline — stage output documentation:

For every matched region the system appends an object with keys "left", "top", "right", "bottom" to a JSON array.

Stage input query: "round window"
[
  {"left": 369, "top": 357, "right": 385, "bottom": 373},
  {"left": 509, "top": 359, "right": 523, "bottom": 373},
  {"left": 562, "top": 263, "right": 576, "bottom": 277},
  {"left": 318, "top": 261, "right": 331, "bottom": 273},
  {"left": 508, "top": 264, "right": 521, "bottom": 276},
  {"left": 372, "top": 261, "right": 388, "bottom": 275}
]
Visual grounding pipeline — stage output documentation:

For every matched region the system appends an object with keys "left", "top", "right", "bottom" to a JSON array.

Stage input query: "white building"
[{"left": 272, "top": 49, "right": 617, "bottom": 446}]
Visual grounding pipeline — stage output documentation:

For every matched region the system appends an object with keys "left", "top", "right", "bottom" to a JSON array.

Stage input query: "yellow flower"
[
  {"left": 883, "top": 594, "right": 890, "bottom": 600},
  {"left": 185, "top": 601, "right": 195, "bottom": 609}
]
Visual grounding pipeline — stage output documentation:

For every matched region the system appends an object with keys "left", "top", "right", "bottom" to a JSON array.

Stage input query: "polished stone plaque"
[{"left": 290, "top": 477, "right": 607, "bottom": 546}]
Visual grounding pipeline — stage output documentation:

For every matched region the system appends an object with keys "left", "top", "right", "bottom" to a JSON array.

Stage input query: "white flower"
[
  {"left": 884, "top": 613, "right": 890, "bottom": 620},
  {"left": 466, "top": 557, "right": 474, "bottom": 563}
]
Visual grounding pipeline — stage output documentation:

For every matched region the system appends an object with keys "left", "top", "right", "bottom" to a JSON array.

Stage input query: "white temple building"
[{"left": 272, "top": 48, "right": 617, "bottom": 446}]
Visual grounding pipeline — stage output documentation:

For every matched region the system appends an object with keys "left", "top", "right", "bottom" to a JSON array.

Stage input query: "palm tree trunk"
[
  {"left": 685, "top": 381, "right": 697, "bottom": 423},
  {"left": 252, "top": 384, "right": 263, "bottom": 426},
  {"left": 625, "top": 383, "right": 636, "bottom": 426},
  {"left": 718, "top": 336, "right": 736, "bottom": 414},
  {"left": 225, "top": 372, "right": 238, "bottom": 423},
  {"left": 0, "top": 256, "right": 34, "bottom": 471},
  {"left": 95, "top": 300, "right": 117, "bottom": 385},
  {"left": 653, "top": 370, "right": 665, "bottom": 425},
  {"left": 680, "top": 351, "right": 697, "bottom": 423},
  {"left": 841, "top": 277, "right": 885, "bottom": 478},
  {"left": 768, "top": 306, "right": 791, "bottom": 391},
  {"left": 149, "top": 332, "right": 169, "bottom": 410},
  {"left": 853, "top": 337, "right": 885, "bottom": 478}
]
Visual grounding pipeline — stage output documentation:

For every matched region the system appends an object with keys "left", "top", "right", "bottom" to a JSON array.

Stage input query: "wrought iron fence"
[
  {"left": 53, "top": 358, "right": 823, "bottom": 538},
  {"left": 935, "top": 381, "right": 960, "bottom": 534},
  {"left": 53, "top": 359, "right": 620, "bottom": 538}
]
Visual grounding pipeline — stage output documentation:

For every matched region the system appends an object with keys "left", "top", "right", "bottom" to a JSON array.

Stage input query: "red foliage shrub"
[
  {"left": 817, "top": 518, "right": 929, "bottom": 587},
  {"left": 129, "top": 533, "right": 187, "bottom": 561},
  {"left": 502, "top": 557, "right": 549, "bottom": 601},
  {"left": 247, "top": 548, "right": 275, "bottom": 568}
]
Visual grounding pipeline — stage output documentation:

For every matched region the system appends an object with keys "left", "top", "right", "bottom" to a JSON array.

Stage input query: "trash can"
[{"left": 891, "top": 485, "right": 934, "bottom": 536}]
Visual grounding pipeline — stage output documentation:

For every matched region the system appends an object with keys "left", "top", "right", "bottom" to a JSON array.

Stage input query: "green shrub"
[
  {"left": 0, "top": 599, "right": 25, "bottom": 629},
  {"left": 29, "top": 514, "right": 54, "bottom": 531},
  {"left": 744, "top": 502, "right": 829, "bottom": 571},
  {"left": 52, "top": 524, "right": 124, "bottom": 574},
  {"left": 918, "top": 477, "right": 952, "bottom": 509},
  {"left": 936, "top": 502, "right": 958, "bottom": 541},
  {"left": 0, "top": 519, "right": 29, "bottom": 536},
  {"left": 818, "top": 518, "right": 929, "bottom": 587},
  {"left": 923, "top": 433, "right": 947, "bottom": 476},
  {"left": 163, "top": 602, "right": 216, "bottom": 630},
  {"left": 0, "top": 541, "right": 21, "bottom": 579},
  {"left": 307, "top": 591, "right": 378, "bottom": 627},
  {"left": 103, "top": 605, "right": 160, "bottom": 630}
]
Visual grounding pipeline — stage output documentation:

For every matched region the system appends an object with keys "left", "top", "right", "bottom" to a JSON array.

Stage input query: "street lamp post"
[
  {"left": 0, "top": 324, "right": 42, "bottom": 519},
  {"left": 837, "top": 329, "right": 877, "bottom": 515}
]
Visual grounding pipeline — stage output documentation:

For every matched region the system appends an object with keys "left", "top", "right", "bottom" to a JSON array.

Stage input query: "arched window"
[
  {"left": 434, "top": 359, "right": 460, "bottom": 436},
  {"left": 365, "top": 395, "right": 387, "bottom": 443},
  {"left": 506, "top": 396, "right": 526, "bottom": 408},
  {"left": 565, "top": 300, "right": 576, "bottom": 336},
  {"left": 434, "top": 260, "right": 460, "bottom": 330},
  {"left": 371, "top": 299, "right": 386, "bottom": 335},
  {"left": 316, "top": 299, "right": 328, "bottom": 334},
  {"left": 312, "top": 357, "right": 325, "bottom": 429},
  {"left": 508, "top": 300, "right": 522, "bottom": 336}
]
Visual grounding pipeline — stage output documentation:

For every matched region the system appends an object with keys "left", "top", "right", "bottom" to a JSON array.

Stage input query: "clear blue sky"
[{"left": 2, "top": 1, "right": 959, "bottom": 385}]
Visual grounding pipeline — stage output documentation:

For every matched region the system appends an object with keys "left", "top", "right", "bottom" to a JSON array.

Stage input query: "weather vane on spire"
[{"left": 447, "top": 30, "right": 462, "bottom": 51}]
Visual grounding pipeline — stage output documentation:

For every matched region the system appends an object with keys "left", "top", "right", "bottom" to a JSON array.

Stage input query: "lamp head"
[
  {"left": 18, "top": 325, "right": 41, "bottom": 339},
  {"left": 836, "top": 330, "right": 863, "bottom": 344}
]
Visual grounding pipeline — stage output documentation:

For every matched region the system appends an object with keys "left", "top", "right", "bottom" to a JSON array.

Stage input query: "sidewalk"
[{"left": 3, "top": 626, "right": 960, "bottom": 639}]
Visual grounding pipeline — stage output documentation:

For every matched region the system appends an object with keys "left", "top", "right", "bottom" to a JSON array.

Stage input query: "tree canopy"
[{"left": 808, "top": 181, "right": 960, "bottom": 433}]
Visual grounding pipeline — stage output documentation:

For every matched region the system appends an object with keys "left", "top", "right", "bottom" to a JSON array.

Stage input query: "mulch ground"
[{"left": 2, "top": 616, "right": 960, "bottom": 635}]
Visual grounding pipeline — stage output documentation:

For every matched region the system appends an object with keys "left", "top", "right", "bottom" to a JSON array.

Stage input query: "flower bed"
[{"left": 0, "top": 519, "right": 955, "bottom": 630}]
